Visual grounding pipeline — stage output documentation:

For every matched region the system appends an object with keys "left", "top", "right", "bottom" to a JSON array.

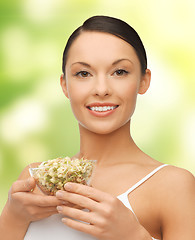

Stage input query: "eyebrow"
[
  {"left": 71, "top": 58, "right": 133, "bottom": 68},
  {"left": 112, "top": 58, "right": 133, "bottom": 65}
]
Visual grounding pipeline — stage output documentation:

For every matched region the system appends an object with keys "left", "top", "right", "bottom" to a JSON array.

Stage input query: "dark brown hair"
[{"left": 62, "top": 15, "right": 147, "bottom": 74}]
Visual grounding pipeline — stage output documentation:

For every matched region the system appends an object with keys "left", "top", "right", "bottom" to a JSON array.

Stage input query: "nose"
[{"left": 93, "top": 75, "right": 112, "bottom": 97}]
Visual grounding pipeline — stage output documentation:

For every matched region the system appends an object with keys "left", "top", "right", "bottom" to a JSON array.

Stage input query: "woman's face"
[{"left": 61, "top": 31, "right": 150, "bottom": 134}]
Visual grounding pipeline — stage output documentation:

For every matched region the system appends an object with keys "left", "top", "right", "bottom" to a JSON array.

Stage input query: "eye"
[
  {"left": 114, "top": 69, "right": 129, "bottom": 76},
  {"left": 75, "top": 71, "right": 91, "bottom": 78}
]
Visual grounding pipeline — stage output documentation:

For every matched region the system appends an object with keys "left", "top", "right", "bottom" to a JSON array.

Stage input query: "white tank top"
[{"left": 24, "top": 164, "right": 168, "bottom": 240}]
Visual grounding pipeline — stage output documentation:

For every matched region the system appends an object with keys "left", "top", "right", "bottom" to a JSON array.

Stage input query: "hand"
[
  {"left": 7, "top": 177, "right": 63, "bottom": 224},
  {"left": 56, "top": 183, "right": 148, "bottom": 240}
]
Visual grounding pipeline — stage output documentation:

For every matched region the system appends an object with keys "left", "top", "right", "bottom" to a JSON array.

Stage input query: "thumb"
[{"left": 11, "top": 177, "right": 36, "bottom": 194}]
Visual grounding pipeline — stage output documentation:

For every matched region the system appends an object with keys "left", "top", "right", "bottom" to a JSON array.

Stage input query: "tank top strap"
[{"left": 124, "top": 164, "right": 168, "bottom": 196}]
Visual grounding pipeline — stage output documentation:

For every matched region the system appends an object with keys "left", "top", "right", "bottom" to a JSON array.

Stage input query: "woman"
[{"left": 1, "top": 16, "right": 195, "bottom": 240}]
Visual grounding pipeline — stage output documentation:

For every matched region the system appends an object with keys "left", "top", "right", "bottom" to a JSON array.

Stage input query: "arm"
[
  {"left": 54, "top": 167, "right": 195, "bottom": 240},
  {"left": 0, "top": 178, "right": 35, "bottom": 240},
  {"left": 160, "top": 167, "right": 195, "bottom": 239},
  {"left": 55, "top": 182, "right": 152, "bottom": 240},
  {"left": 0, "top": 165, "right": 62, "bottom": 240}
]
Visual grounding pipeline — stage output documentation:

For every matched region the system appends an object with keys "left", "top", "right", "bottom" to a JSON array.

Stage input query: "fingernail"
[
  {"left": 57, "top": 206, "right": 63, "bottom": 212},
  {"left": 26, "top": 178, "right": 31, "bottom": 187},
  {"left": 64, "top": 182, "right": 72, "bottom": 191},
  {"left": 62, "top": 218, "right": 67, "bottom": 223},
  {"left": 56, "top": 191, "right": 63, "bottom": 198},
  {"left": 61, "top": 201, "right": 68, "bottom": 205}
]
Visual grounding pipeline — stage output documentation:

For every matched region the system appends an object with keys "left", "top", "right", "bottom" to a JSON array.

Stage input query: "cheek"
[
  {"left": 118, "top": 80, "right": 139, "bottom": 102},
  {"left": 118, "top": 81, "right": 139, "bottom": 118},
  {"left": 67, "top": 82, "right": 83, "bottom": 102},
  {"left": 67, "top": 82, "right": 89, "bottom": 116},
  {"left": 67, "top": 88, "right": 83, "bottom": 122}
]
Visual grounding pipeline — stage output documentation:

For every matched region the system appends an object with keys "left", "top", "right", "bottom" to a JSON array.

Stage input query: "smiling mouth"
[{"left": 87, "top": 105, "right": 119, "bottom": 112}]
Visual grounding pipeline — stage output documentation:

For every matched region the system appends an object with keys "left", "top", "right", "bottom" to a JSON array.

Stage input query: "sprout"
[{"left": 30, "top": 157, "right": 96, "bottom": 195}]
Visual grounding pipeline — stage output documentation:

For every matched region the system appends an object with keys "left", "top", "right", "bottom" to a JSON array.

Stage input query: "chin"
[
  {"left": 89, "top": 128, "right": 117, "bottom": 135},
  {"left": 79, "top": 121, "right": 128, "bottom": 135}
]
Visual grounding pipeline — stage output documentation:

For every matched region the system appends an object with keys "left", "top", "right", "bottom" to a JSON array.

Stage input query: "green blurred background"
[{"left": 0, "top": 0, "right": 195, "bottom": 211}]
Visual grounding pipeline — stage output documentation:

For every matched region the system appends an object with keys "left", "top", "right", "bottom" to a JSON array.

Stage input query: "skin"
[{"left": 0, "top": 31, "right": 195, "bottom": 240}]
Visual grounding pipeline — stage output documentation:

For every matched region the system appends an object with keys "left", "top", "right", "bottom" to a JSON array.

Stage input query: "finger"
[
  {"left": 13, "top": 192, "right": 64, "bottom": 207},
  {"left": 61, "top": 217, "right": 97, "bottom": 237},
  {"left": 35, "top": 195, "right": 64, "bottom": 207},
  {"left": 57, "top": 205, "right": 95, "bottom": 224},
  {"left": 61, "top": 202, "right": 84, "bottom": 210},
  {"left": 36, "top": 211, "right": 58, "bottom": 220},
  {"left": 56, "top": 200, "right": 82, "bottom": 208},
  {"left": 36, "top": 206, "right": 58, "bottom": 214},
  {"left": 64, "top": 182, "right": 110, "bottom": 202},
  {"left": 11, "top": 178, "right": 36, "bottom": 193},
  {"left": 56, "top": 190, "right": 99, "bottom": 211},
  {"left": 29, "top": 206, "right": 59, "bottom": 221}
]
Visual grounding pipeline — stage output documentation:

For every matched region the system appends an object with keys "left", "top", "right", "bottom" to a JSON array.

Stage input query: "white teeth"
[{"left": 89, "top": 106, "right": 117, "bottom": 112}]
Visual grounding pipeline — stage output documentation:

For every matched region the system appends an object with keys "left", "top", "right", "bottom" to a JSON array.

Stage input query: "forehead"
[{"left": 66, "top": 31, "right": 140, "bottom": 67}]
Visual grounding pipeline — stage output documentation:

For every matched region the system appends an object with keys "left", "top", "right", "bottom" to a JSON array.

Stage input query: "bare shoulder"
[
  {"left": 18, "top": 162, "right": 41, "bottom": 180},
  {"left": 157, "top": 165, "right": 195, "bottom": 203},
  {"left": 159, "top": 165, "right": 195, "bottom": 194},
  {"left": 157, "top": 165, "right": 195, "bottom": 239}
]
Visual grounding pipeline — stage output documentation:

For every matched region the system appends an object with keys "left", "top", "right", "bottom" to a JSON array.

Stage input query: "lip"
[
  {"left": 86, "top": 102, "right": 119, "bottom": 117},
  {"left": 86, "top": 102, "right": 118, "bottom": 107}
]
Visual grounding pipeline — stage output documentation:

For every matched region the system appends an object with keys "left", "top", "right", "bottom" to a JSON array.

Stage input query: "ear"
[
  {"left": 60, "top": 74, "right": 69, "bottom": 99},
  {"left": 138, "top": 69, "right": 151, "bottom": 94}
]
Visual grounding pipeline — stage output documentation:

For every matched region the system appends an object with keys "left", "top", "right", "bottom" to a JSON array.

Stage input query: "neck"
[{"left": 76, "top": 121, "right": 139, "bottom": 167}]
